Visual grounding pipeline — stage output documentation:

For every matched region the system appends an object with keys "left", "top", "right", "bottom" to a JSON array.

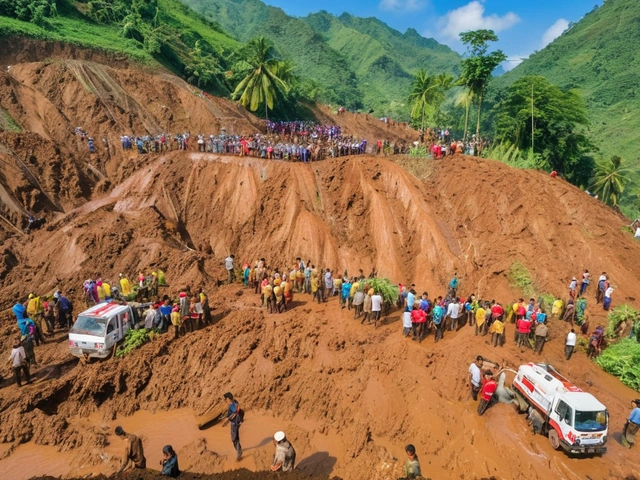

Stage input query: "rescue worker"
[
  {"left": 622, "top": 399, "right": 640, "bottom": 448},
  {"left": 270, "top": 431, "right": 296, "bottom": 471},
  {"left": 223, "top": 392, "right": 243, "bottom": 460},
  {"left": 114, "top": 426, "right": 146, "bottom": 472},
  {"left": 477, "top": 370, "right": 498, "bottom": 416}
]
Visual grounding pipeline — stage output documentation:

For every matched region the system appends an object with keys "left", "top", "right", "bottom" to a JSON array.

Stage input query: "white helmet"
[{"left": 274, "top": 431, "right": 285, "bottom": 442}]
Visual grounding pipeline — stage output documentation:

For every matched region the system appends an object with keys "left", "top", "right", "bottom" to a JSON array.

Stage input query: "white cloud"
[
  {"left": 540, "top": 18, "right": 569, "bottom": 48},
  {"left": 436, "top": 1, "right": 520, "bottom": 41},
  {"left": 379, "top": 0, "right": 426, "bottom": 12},
  {"left": 502, "top": 55, "right": 528, "bottom": 72}
]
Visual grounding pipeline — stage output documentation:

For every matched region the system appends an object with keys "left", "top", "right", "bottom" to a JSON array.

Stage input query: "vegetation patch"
[
  {"left": 596, "top": 338, "right": 640, "bottom": 392},
  {"left": 116, "top": 328, "right": 159, "bottom": 358}
]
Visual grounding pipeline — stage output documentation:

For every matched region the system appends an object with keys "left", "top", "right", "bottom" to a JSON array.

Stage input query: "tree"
[
  {"left": 184, "top": 41, "right": 223, "bottom": 89},
  {"left": 454, "top": 89, "right": 474, "bottom": 141},
  {"left": 230, "top": 37, "right": 290, "bottom": 119},
  {"left": 591, "top": 155, "right": 634, "bottom": 207},
  {"left": 408, "top": 70, "right": 454, "bottom": 139},
  {"left": 493, "top": 75, "right": 594, "bottom": 186},
  {"left": 458, "top": 30, "right": 506, "bottom": 140}
]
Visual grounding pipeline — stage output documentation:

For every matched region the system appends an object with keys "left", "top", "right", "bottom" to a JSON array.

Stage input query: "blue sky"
[{"left": 260, "top": 0, "right": 602, "bottom": 70}]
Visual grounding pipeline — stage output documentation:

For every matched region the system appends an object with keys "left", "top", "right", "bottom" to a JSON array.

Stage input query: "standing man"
[
  {"left": 223, "top": 392, "right": 243, "bottom": 460},
  {"left": 622, "top": 399, "right": 640, "bottom": 448},
  {"left": 604, "top": 284, "right": 614, "bottom": 311},
  {"left": 114, "top": 426, "right": 146, "bottom": 472},
  {"left": 565, "top": 329, "right": 577, "bottom": 360},
  {"left": 534, "top": 321, "right": 548, "bottom": 354},
  {"left": 225, "top": 255, "right": 236, "bottom": 284},
  {"left": 371, "top": 291, "right": 383, "bottom": 327},
  {"left": 446, "top": 297, "right": 461, "bottom": 331},
  {"left": 468, "top": 355, "right": 500, "bottom": 401},
  {"left": 9, "top": 338, "right": 31, "bottom": 387},
  {"left": 270, "top": 431, "right": 296, "bottom": 471}
]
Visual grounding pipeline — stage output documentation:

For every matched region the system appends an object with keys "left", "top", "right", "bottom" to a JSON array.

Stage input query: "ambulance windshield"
[{"left": 574, "top": 410, "right": 607, "bottom": 432}]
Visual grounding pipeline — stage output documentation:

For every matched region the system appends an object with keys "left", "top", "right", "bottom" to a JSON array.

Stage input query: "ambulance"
[
  {"left": 512, "top": 363, "right": 608, "bottom": 455},
  {"left": 68, "top": 302, "right": 136, "bottom": 359}
]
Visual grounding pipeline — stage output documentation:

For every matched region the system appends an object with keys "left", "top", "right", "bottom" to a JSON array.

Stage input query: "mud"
[{"left": 0, "top": 42, "right": 639, "bottom": 480}]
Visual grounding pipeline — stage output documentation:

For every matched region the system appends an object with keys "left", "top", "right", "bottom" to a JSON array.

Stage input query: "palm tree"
[
  {"left": 231, "top": 37, "right": 290, "bottom": 119},
  {"left": 591, "top": 155, "right": 633, "bottom": 206},
  {"left": 454, "top": 89, "right": 474, "bottom": 142},
  {"left": 408, "top": 70, "right": 453, "bottom": 140}
]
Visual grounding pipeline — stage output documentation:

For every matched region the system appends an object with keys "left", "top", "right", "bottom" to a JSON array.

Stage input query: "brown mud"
[{"left": 0, "top": 42, "right": 639, "bottom": 480}]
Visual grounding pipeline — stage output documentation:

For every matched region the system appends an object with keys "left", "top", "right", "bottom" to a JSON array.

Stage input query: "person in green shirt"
[{"left": 403, "top": 444, "right": 421, "bottom": 479}]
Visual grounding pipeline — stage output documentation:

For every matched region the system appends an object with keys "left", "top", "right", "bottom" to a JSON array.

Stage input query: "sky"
[{"left": 259, "top": 0, "right": 603, "bottom": 71}]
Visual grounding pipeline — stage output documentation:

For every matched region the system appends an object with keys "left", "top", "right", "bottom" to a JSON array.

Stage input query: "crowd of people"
[{"left": 72, "top": 117, "right": 495, "bottom": 163}]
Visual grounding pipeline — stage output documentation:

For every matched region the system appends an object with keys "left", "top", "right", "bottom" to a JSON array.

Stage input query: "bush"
[
  {"left": 596, "top": 338, "right": 640, "bottom": 392},
  {"left": 116, "top": 328, "right": 158, "bottom": 357},
  {"left": 508, "top": 262, "right": 535, "bottom": 298},
  {"left": 605, "top": 304, "right": 640, "bottom": 339},
  {"left": 366, "top": 277, "right": 399, "bottom": 309}
]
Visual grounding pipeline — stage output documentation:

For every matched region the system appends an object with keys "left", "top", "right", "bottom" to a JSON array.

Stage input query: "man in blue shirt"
[
  {"left": 224, "top": 392, "right": 243, "bottom": 459},
  {"left": 623, "top": 399, "right": 640, "bottom": 448}
]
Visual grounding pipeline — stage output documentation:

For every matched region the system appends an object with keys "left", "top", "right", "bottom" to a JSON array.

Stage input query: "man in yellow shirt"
[
  {"left": 475, "top": 303, "right": 487, "bottom": 336},
  {"left": 119, "top": 274, "right": 132, "bottom": 296},
  {"left": 489, "top": 318, "right": 505, "bottom": 347},
  {"left": 26, "top": 294, "right": 46, "bottom": 345}
]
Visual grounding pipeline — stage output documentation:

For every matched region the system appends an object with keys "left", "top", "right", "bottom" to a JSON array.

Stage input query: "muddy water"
[{"left": 0, "top": 408, "right": 334, "bottom": 480}]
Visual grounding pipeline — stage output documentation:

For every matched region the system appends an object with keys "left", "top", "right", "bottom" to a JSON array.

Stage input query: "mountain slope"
[
  {"left": 492, "top": 0, "right": 640, "bottom": 216},
  {"left": 181, "top": 0, "right": 460, "bottom": 116}
]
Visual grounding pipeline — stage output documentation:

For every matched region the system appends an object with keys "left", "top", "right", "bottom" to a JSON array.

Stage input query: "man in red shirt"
[
  {"left": 477, "top": 370, "right": 498, "bottom": 416},
  {"left": 491, "top": 302, "right": 504, "bottom": 322},
  {"left": 516, "top": 316, "right": 533, "bottom": 352}
]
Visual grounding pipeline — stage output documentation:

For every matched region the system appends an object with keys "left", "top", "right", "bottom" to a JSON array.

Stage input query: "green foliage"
[
  {"left": 366, "top": 277, "right": 399, "bottom": 308},
  {"left": 591, "top": 155, "right": 636, "bottom": 207},
  {"left": 458, "top": 29, "right": 506, "bottom": 138},
  {"left": 230, "top": 36, "right": 290, "bottom": 117},
  {"left": 0, "top": 108, "right": 22, "bottom": 132},
  {"left": 491, "top": 0, "right": 640, "bottom": 213},
  {"left": 0, "top": 0, "right": 239, "bottom": 95},
  {"left": 596, "top": 338, "right": 640, "bottom": 392},
  {"left": 408, "top": 70, "right": 454, "bottom": 133},
  {"left": 0, "top": 0, "right": 57, "bottom": 26},
  {"left": 184, "top": 40, "right": 223, "bottom": 89},
  {"left": 605, "top": 304, "right": 640, "bottom": 339},
  {"left": 493, "top": 76, "right": 594, "bottom": 187},
  {"left": 182, "top": 1, "right": 460, "bottom": 116},
  {"left": 508, "top": 261, "right": 535, "bottom": 298},
  {"left": 116, "top": 328, "right": 158, "bottom": 357},
  {"left": 483, "top": 143, "right": 547, "bottom": 170}
]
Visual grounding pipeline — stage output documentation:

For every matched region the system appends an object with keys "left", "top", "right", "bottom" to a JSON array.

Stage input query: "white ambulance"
[
  {"left": 68, "top": 302, "right": 135, "bottom": 359},
  {"left": 513, "top": 363, "right": 608, "bottom": 455}
]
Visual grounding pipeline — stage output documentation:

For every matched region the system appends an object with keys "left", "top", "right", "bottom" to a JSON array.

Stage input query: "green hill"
[
  {"left": 181, "top": 0, "right": 460, "bottom": 116},
  {"left": 492, "top": 0, "right": 640, "bottom": 216},
  {"left": 0, "top": 0, "right": 239, "bottom": 94}
]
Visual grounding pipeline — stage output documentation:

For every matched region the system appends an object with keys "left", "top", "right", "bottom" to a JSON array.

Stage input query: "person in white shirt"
[
  {"left": 468, "top": 355, "right": 500, "bottom": 400},
  {"left": 446, "top": 298, "right": 461, "bottom": 331},
  {"left": 604, "top": 285, "right": 614, "bottom": 311},
  {"left": 9, "top": 339, "right": 31, "bottom": 387},
  {"left": 402, "top": 311, "right": 412, "bottom": 337},
  {"left": 565, "top": 329, "right": 577, "bottom": 360},
  {"left": 371, "top": 292, "right": 383, "bottom": 327},
  {"left": 225, "top": 255, "right": 235, "bottom": 284}
]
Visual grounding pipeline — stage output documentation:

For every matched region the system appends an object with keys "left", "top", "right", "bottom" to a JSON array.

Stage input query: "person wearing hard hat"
[{"left": 271, "top": 431, "right": 296, "bottom": 472}]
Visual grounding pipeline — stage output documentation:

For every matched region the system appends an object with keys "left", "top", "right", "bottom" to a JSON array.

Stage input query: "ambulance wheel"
[{"left": 548, "top": 429, "right": 560, "bottom": 450}]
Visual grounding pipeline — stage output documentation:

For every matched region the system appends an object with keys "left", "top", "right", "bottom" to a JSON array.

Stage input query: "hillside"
[
  {"left": 0, "top": 0, "right": 240, "bottom": 94},
  {"left": 0, "top": 44, "right": 640, "bottom": 480},
  {"left": 492, "top": 0, "right": 640, "bottom": 216},
  {"left": 181, "top": 0, "right": 460, "bottom": 116}
]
